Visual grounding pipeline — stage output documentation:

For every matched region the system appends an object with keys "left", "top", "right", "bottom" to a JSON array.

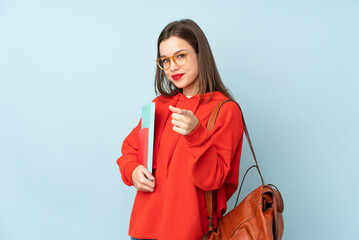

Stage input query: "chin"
[{"left": 171, "top": 81, "right": 186, "bottom": 89}]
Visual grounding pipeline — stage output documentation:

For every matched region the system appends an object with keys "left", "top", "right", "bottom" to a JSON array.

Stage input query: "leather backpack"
[{"left": 203, "top": 100, "right": 284, "bottom": 240}]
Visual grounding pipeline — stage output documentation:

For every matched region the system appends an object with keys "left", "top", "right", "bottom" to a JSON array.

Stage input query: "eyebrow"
[{"left": 160, "top": 49, "right": 187, "bottom": 58}]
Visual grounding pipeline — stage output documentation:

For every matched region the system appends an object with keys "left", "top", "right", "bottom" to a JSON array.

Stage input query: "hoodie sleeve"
[
  {"left": 116, "top": 120, "right": 142, "bottom": 186},
  {"left": 184, "top": 101, "right": 244, "bottom": 192}
]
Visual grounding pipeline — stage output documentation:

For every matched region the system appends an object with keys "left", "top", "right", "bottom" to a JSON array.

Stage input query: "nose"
[{"left": 169, "top": 58, "right": 180, "bottom": 71}]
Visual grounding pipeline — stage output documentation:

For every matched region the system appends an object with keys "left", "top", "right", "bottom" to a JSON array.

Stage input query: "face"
[{"left": 159, "top": 36, "right": 199, "bottom": 96}]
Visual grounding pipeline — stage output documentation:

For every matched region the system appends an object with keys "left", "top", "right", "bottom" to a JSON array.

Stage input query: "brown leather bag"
[{"left": 203, "top": 100, "right": 284, "bottom": 240}]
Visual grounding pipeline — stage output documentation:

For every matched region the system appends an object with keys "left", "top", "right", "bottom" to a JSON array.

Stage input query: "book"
[{"left": 138, "top": 102, "right": 155, "bottom": 173}]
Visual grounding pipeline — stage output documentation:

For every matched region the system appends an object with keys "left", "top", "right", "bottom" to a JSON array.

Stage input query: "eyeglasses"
[{"left": 156, "top": 51, "right": 190, "bottom": 70}]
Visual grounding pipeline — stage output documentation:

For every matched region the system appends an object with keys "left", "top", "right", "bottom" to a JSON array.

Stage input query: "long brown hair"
[{"left": 154, "top": 19, "right": 234, "bottom": 101}]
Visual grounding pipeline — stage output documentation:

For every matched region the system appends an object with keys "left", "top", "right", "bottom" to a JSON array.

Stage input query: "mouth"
[{"left": 172, "top": 73, "right": 184, "bottom": 80}]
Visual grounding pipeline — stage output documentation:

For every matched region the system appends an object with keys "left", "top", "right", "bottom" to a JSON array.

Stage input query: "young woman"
[{"left": 117, "top": 19, "right": 244, "bottom": 240}]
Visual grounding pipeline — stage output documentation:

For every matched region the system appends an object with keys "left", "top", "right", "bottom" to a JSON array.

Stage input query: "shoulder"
[
  {"left": 151, "top": 94, "right": 177, "bottom": 104},
  {"left": 210, "top": 101, "right": 244, "bottom": 140},
  {"left": 206, "top": 92, "right": 242, "bottom": 119},
  {"left": 217, "top": 101, "right": 243, "bottom": 122}
]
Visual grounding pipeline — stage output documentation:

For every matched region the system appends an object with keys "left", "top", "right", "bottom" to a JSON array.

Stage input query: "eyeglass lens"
[{"left": 159, "top": 52, "right": 187, "bottom": 70}]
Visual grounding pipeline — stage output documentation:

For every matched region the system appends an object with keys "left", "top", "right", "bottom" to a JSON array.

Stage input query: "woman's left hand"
[{"left": 169, "top": 105, "right": 199, "bottom": 136}]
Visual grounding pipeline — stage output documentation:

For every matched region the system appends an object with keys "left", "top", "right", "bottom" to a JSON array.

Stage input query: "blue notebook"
[{"left": 139, "top": 102, "right": 155, "bottom": 173}]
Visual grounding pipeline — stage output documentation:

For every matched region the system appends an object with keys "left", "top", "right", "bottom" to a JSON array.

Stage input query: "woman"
[{"left": 117, "top": 19, "right": 244, "bottom": 240}]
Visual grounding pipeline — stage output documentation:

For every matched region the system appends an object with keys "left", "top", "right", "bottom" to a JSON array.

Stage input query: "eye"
[
  {"left": 161, "top": 58, "right": 169, "bottom": 63},
  {"left": 177, "top": 53, "right": 186, "bottom": 59}
]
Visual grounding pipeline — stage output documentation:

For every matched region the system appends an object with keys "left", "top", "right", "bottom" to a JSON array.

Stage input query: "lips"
[{"left": 172, "top": 73, "right": 184, "bottom": 80}]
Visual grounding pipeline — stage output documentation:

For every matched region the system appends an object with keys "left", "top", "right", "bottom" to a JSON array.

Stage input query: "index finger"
[{"left": 169, "top": 105, "right": 184, "bottom": 114}]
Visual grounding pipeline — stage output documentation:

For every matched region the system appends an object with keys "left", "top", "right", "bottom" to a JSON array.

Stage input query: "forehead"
[{"left": 159, "top": 36, "right": 194, "bottom": 56}]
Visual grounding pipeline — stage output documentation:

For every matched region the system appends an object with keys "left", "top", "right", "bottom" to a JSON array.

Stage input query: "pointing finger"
[{"left": 169, "top": 105, "right": 184, "bottom": 114}]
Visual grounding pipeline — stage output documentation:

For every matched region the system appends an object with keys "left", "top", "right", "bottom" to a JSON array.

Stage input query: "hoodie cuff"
[
  {"left": 123, "top": 161, "right": 141, "bottom": 186},
  {"left": 184, "top": 120, "right": 210, "bottom": 147}
]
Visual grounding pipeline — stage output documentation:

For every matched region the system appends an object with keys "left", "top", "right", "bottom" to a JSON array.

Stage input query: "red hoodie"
[{"left": 117, "top": 91, "right": 244, "bottom": 240}]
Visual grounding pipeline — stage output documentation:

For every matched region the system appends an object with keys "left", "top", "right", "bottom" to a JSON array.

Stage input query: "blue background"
[{"left": 1, "top": 0, "right": 358, "bottom": 239}]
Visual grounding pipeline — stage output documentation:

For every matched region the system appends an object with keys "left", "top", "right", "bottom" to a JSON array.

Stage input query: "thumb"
[{"left": 142, "top": 168, "right": 155, "bottom": 181}]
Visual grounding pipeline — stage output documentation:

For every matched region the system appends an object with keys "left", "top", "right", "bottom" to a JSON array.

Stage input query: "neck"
[{"left": 183, "top": 89, "right": 199, "bottom": 97}]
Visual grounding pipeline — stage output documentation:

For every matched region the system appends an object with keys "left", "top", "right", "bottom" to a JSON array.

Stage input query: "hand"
[
  {"left": 132, "top": 165, "right": 156, "bottom": 192},
  {"left": 169, "top": 105, "right": 199, "bottom": 136}
]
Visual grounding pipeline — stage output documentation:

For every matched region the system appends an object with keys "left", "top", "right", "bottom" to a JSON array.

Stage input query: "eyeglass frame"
[{"left": 155, "top": 51, "right": 193, "bottom": 70}]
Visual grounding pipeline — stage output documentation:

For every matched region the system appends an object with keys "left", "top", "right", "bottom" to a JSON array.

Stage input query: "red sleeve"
[
  {"left": 116, "top": 120, "right": 142, "bottom": 186},
  {"left": 184, "top": 101, "right": 244, "bottom": 191}
]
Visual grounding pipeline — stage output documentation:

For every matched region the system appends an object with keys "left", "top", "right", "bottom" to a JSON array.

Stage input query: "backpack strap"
[{"left": 205, "top": 100, "right": 265, "bottom": 232}]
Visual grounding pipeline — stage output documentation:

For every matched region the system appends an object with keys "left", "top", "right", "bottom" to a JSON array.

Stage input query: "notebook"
[{"left": 138, "top": 102, "right": 155, "bottom": 173}]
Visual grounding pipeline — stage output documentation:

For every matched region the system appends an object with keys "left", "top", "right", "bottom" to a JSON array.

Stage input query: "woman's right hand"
[{"left": 132, "top": 165, "right": 156, "bottom": 192}]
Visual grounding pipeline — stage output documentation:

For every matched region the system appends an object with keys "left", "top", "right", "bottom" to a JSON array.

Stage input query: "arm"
[
  {"left": 116, "top": 120, "right": 156, "bottom": 191},
  {"left": 184, "top": 101, "right": 244, "bottom": 191},
  {"left": 116, "top": 120, "right": 142, "bottom": 186}
]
